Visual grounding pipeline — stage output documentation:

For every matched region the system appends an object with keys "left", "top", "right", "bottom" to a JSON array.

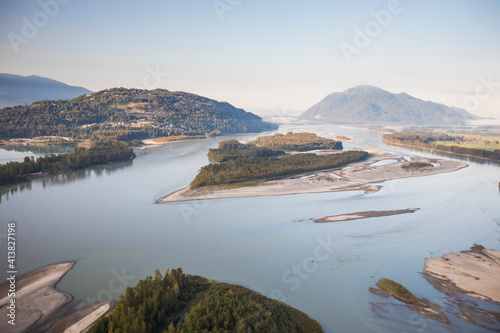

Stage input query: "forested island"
[
  {"left": 0, "top": 138, "right": 134, "bottom": 185},
  {"left": 89, "top": 268, "right": 323, "bottom": 333},
  {"left": 383, "top": 132, "right": 500, "bottom": 162},
  {"left": 191, "top": 133, "right": 365, "bottom": 188},
  {"left": 0, "top": 87, "right": 276, "bottom": 140}
]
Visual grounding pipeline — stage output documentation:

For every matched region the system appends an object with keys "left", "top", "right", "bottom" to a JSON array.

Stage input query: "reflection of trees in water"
[
  {"left": 387, "top": 144, "right": 500, "bottom": 166},
  {"left": 0, "top": 160, "right": 132, "bottom": 203},
  {"left": 2, "top": 144, "right": 76, "bottom": 155}
]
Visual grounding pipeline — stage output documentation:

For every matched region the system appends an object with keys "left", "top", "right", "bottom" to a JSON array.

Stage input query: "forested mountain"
[
  {"left": 301, "top": 85, "right": 479, "bottom": 125},
  {"left": 0, "top": 87, "right": 276, "bottom": 139},
  {"left": 88, "top": 268, "right": 323, "bottom": 333},
  {"left": 0, "top": 74, "right": 92, "bottom": 108}
]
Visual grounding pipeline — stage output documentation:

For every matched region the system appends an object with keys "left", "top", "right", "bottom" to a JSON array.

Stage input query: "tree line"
[
  {"left": 191, "top": 150, "right": 368, "bottom": 188},
  {"left": 0, "top": 138, "right": 134, "bottom": 185},
  {"left": 208, "top": 139, "right": 284, "bottom": 163},
  {"left": 249, "top": 132, "right": 343, "bottom": 151},
  {"left": 383, "top": 132, "right": 500, "bottom": 162},
  {"left": 89, "top": 268, "right": 323, "bottom": 333},
  {"left": 0, "top": 87, "right": 276, "bottom": 139}
]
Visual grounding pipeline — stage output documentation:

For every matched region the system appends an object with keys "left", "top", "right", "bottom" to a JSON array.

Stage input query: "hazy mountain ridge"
[
  {"left": 301, "top": 86, "right": 479, "bottom": 125},
  {"left": 0, "top": 73, "right": 93, "bottom": 108},
  {"left": 0, "top": 87, "right": 276, "bottom": 138}
]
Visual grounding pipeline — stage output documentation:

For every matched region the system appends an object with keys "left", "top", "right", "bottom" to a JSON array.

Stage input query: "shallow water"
[{"left": 0, "top": 124, "right": 499, "bottom": 332}]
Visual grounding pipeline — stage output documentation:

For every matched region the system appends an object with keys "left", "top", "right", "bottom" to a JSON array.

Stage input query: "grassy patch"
[
  {"left": 377, "top": 278, "right": 420, "bottom": 305},
  {"left": 401, "top": 162, "right": 433, "bottom": 170}
]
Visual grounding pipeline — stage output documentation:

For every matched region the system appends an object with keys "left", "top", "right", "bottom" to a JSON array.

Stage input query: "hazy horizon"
[{"left": 1, "top": 1, "right": 499, "bottom": 118}]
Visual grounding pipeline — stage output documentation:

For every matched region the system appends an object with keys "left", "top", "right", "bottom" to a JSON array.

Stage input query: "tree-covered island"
[{"left": 191, "top": 133, "right": 367, "bottom": 189}]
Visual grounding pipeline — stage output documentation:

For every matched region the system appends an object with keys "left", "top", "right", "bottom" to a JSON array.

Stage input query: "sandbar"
[
  {"left": 158, "top": 151, "right": 468, "bottom": 203},
  {"left": 424, "top": 246, "right": 500, "bottom": 302},
  {"left": 315, "top": 208, "right": 419, "bottom": 223},
  {"left": 0, "top": 262, "right": 74, "bottom": 332}
]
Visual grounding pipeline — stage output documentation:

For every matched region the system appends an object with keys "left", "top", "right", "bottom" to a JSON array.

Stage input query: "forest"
[
  {"left": 383, "top": 132, "right": 500, "bottom": 162},
  {"left": 0, "top": 87, "right": 276, "bottom": 139},
  {"left": 0, "top": 138, "right": 134, "bottom": 185},
  {"left": 191, "top": 150, "right": 368, "bottom": 188},
  {"left": 88, "top": 268, "right": 323, "bottom": 333},
  {"left": 207, "top": 139, "right": 284, "bottom": 163},
  {"left": 249, "top": 132, "right": 343, "bottom": 151}
]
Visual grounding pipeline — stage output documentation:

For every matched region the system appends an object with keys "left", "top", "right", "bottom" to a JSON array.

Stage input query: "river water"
[{"left": 1, "top": 124, "right": 499, "bottom": 332}]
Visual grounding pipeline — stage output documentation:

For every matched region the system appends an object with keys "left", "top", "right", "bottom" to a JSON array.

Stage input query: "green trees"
[
  {"left": 250, "top": 132, "right": 343, "bottom": 151},
  {"left": 207, "top": 140, "right": 284, "bottom": 163},
  {"left": 383, "top": 132, "right": 500, "bottom": 162},
  {"left": 191, "top": 150, "right": 368, "bottom": 188},
  {"left": 0, "top": 88, "right": 276, "bottom": 139},
  {"left": 88, "top": 268, "right": 323, "bottom": 333},
  {"left": 0, "top": 138, "right": 134, "bottom": 185}
]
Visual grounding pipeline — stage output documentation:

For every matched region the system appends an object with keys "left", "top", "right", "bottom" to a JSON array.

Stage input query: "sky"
[{"left": 1, "top": 0, "right": 499, "bottom": 118}]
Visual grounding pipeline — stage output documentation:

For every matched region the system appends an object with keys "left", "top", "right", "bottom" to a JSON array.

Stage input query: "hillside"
[
  {"left": 88, "top": 268, "right": 323, "bottom": 333},
  {"left": 0, "top": 73, "right": 92, "bottom": 108},
  {"left": 0, "top": 87, "right": 276, "bottom": 139},
  {"left": 300, "top": 85, "right": 479, "bottom": 125}
]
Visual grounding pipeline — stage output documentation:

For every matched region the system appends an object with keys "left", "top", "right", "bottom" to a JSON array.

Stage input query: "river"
[{"left": 1, "top": 124, "right": 499, "bottom": 332}]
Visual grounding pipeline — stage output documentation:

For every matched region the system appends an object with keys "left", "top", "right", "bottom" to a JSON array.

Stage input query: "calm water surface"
[{"left": 1, "top": 124, "right": 499, "bottom": 332}]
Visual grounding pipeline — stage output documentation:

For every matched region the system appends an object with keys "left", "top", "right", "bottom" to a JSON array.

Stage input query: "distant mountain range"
[
  {"left": 300, "top": 86, "right": 479, "bottom": 125},
  {"left": 0, "top": 73, "right": 92, "bottom": 108}
]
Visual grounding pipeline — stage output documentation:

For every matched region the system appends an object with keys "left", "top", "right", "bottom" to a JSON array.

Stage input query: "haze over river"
[{"left": 1, "top": 124, "right": 499, "bottom": 332}]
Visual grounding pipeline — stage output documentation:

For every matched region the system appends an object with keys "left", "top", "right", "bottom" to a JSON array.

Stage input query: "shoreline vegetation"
[
  {"left": 0, "top": 263, "right": 322, "bottom": 332},
  {"left": 371, "top": 245, "right": 500, "bottom": 329},
  {"left": 158, "top": 134, "right": 468, "bottom": 203},
  {"left": 0, "top": 137, "right": 135, "bottom": 186},
  {"left": 314, "top": 208, "right": 419, "bottom": 223},
  {"left": 383, "top": 132, "right": 500, "bottom": 163},
  {"left": 89, "top": 268, "right": 323, "bottom": 333}
]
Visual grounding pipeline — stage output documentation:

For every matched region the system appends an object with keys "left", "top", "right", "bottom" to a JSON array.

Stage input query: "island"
[
  {"left": 88, "top": 268, "right": 323, "bottom": 333},
  {"left": 158, "top": 133, "right": 468, "bottom": 203},
  {"left": 383, "top": 131, "right": 500, "bottom": 163}
]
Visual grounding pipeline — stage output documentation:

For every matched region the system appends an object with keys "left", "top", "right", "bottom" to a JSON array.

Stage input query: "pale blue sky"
[{"left": 1, "top": 0, "right": 499, "bottom": 118}]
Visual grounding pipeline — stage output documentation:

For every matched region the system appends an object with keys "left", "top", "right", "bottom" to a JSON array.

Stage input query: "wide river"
[{"left": 1, "top": 124, "right": 499, "bottom": 332}]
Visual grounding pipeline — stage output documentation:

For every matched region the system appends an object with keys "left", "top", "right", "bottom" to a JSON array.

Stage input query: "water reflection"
[
  {"left": 0, "top": 160, "right": 132, "bottom": 203},
  {"left": 1, "top": 144, "right": 76, "bottom": 155}
]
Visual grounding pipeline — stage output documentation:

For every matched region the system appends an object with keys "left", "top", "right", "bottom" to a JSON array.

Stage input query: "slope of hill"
[
  {"left": 88, "top": 268, "right": 323, "bottom": 333},
  {"left": 0, "top": 73, "right": 92, "bottom": 108},
  {"left": 0, "top": 87, "right": 276, "bottom": 139},
  {"left": 300, "top": 86, "right": 479, "bottom": 125}
]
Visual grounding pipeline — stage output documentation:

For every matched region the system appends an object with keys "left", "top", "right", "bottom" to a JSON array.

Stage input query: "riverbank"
[
  {"left": 424, "top": 246, "right": 500, "bottom": 303},
  {"left": 158, "top": 151, "right": 468, "bottom": 203},
  {"left": 0, "top": 262, "right": 74, "bottom": 332},
  {"left": 0, "top": 262, "right": 115, "bottom": 332}
]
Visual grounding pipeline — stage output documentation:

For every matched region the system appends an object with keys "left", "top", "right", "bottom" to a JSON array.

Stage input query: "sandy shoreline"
[
  {"left": 0, "top": 262, "right": 115, "bottom": 332},
  {"left": 0, "top": 262, "right": 74, "bottom": 333},
  {"left": 158, "top": 151, "right": 468, "bottom": 203},
  {"left": 315, "top": 208, "right": 419, "bottom": 223},
  {"left": 424, "top": 246, "right": 500, "bottom": 303}
]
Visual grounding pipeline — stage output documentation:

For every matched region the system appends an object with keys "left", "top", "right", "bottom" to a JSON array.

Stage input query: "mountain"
[
  {"left": 0, "top": 87, "right": 276, "bottom": 138},
  {"left": 300, "top": 86, "right": 479, "bottom": 125},
  {"left": 0, "top": 73, "right": 93, "bottom": 108}
]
